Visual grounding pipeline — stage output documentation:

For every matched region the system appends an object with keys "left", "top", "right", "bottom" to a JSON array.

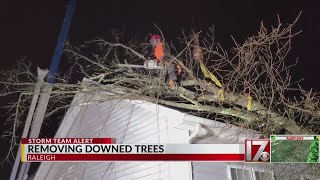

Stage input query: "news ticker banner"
[{"left": 20, "top": 136, "right": 319, "bottom": 163}]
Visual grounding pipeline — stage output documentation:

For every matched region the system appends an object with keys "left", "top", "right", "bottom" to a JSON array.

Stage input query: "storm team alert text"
[
  {"left": 26, "top": 138, "right": 94, "bottom": 144},
  {"left": 26, "top": 144, "right": 165, "bottom": 153}
]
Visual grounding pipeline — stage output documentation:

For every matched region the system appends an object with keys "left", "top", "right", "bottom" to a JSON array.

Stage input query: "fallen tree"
[
  {"left": 60, "top": 14, "right": 319, "bottom": 136},
  {"left": 1, "top": 14, "right": 319, "bottom": 158}
]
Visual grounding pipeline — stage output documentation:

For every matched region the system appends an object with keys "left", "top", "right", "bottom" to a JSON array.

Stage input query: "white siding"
[{"left": 34, "top": 92, "right": 190, "bottom": 180}]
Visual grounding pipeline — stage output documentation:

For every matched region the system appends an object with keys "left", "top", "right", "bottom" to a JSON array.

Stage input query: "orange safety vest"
[{"left": 154, "top": 42, "right": 165, "bottom": 61}]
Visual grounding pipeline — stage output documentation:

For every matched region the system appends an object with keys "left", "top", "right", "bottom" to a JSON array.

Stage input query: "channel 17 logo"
[{"left": 245, "top": 139, "right": 270, "bottom": 162}]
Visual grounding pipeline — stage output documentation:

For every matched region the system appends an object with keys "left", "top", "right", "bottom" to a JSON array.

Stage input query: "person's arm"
[{"left": 146, "top": 45, "right": 154, "bottom": 59}]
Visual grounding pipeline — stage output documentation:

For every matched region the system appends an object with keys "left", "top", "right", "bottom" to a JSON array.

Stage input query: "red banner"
[
  {"left": 21, "top": 138, "right": 115, "bottom": 144},
  {"left": 26, "top": 154, "right": 244, "bottom": 161}
]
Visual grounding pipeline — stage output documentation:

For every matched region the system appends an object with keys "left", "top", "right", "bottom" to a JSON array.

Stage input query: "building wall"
[{"left": 34, "top": 92, "right": 192, "bottom": 180}]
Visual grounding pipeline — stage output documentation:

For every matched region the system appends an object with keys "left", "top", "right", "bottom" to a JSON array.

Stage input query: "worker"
[
  {"left": 149, "top": 34, "right": 181, "bottom": 89},
  {"left": 192, "top": 34, "right": 203, "bottom": 63},
  {"left": 149, "top": 34, "right": 170, "bottom": 65}
]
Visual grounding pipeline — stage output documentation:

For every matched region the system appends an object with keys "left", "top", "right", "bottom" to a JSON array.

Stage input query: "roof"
[{"left": 33, "top": 89, "right": 260, "bottom": 179}]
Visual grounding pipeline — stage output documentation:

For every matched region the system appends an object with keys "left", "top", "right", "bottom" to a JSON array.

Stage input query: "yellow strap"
[
  {"left": 200, "top": 63, "right": 222, "bottom": 88},
  {"left": 200, "top": 62, "right": 224, "bottom": 101},
  {"left": 247, "top": 95, "right": 252, "bottom": 111}
]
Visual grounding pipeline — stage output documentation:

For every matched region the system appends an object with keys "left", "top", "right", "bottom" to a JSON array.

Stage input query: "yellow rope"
[
  {"left": 247, "top": 95, "right": 252, "bottom": 111},
  {"left": 198, "top": 58, "right": 253, "bottom": 111},
  {"left": 200, "top": 62, "right": 222, "bottom": 88},
  {"left": 200, "top": 62, "right": 224, "bottom": 101}
]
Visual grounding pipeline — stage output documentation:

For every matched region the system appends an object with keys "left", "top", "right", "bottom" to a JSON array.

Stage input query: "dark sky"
[
  {"left": 0, "top": 0, "right": 320, "bottom": 178},
  {"left": 1, "top": 0, "right": 319, "bottom": 89}
]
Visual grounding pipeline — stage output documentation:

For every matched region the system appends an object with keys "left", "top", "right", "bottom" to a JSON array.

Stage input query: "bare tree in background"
[{"left": 1, "top": 13, "right": 320, "bottom": 179}]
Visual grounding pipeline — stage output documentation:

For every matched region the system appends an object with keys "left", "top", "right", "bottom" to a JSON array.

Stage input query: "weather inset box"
[{"left": 270, "top": 135, "right": 319, "bottom": 163}]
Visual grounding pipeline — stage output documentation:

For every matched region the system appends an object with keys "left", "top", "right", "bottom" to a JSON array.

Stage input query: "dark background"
[{"left": 1, "top": 0, "right": 319, "bottom": 179}]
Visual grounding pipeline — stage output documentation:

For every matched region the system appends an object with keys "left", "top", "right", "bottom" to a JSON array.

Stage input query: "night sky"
[{"left": 1, "top": 0, "right": 319, "bottom": 178}]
